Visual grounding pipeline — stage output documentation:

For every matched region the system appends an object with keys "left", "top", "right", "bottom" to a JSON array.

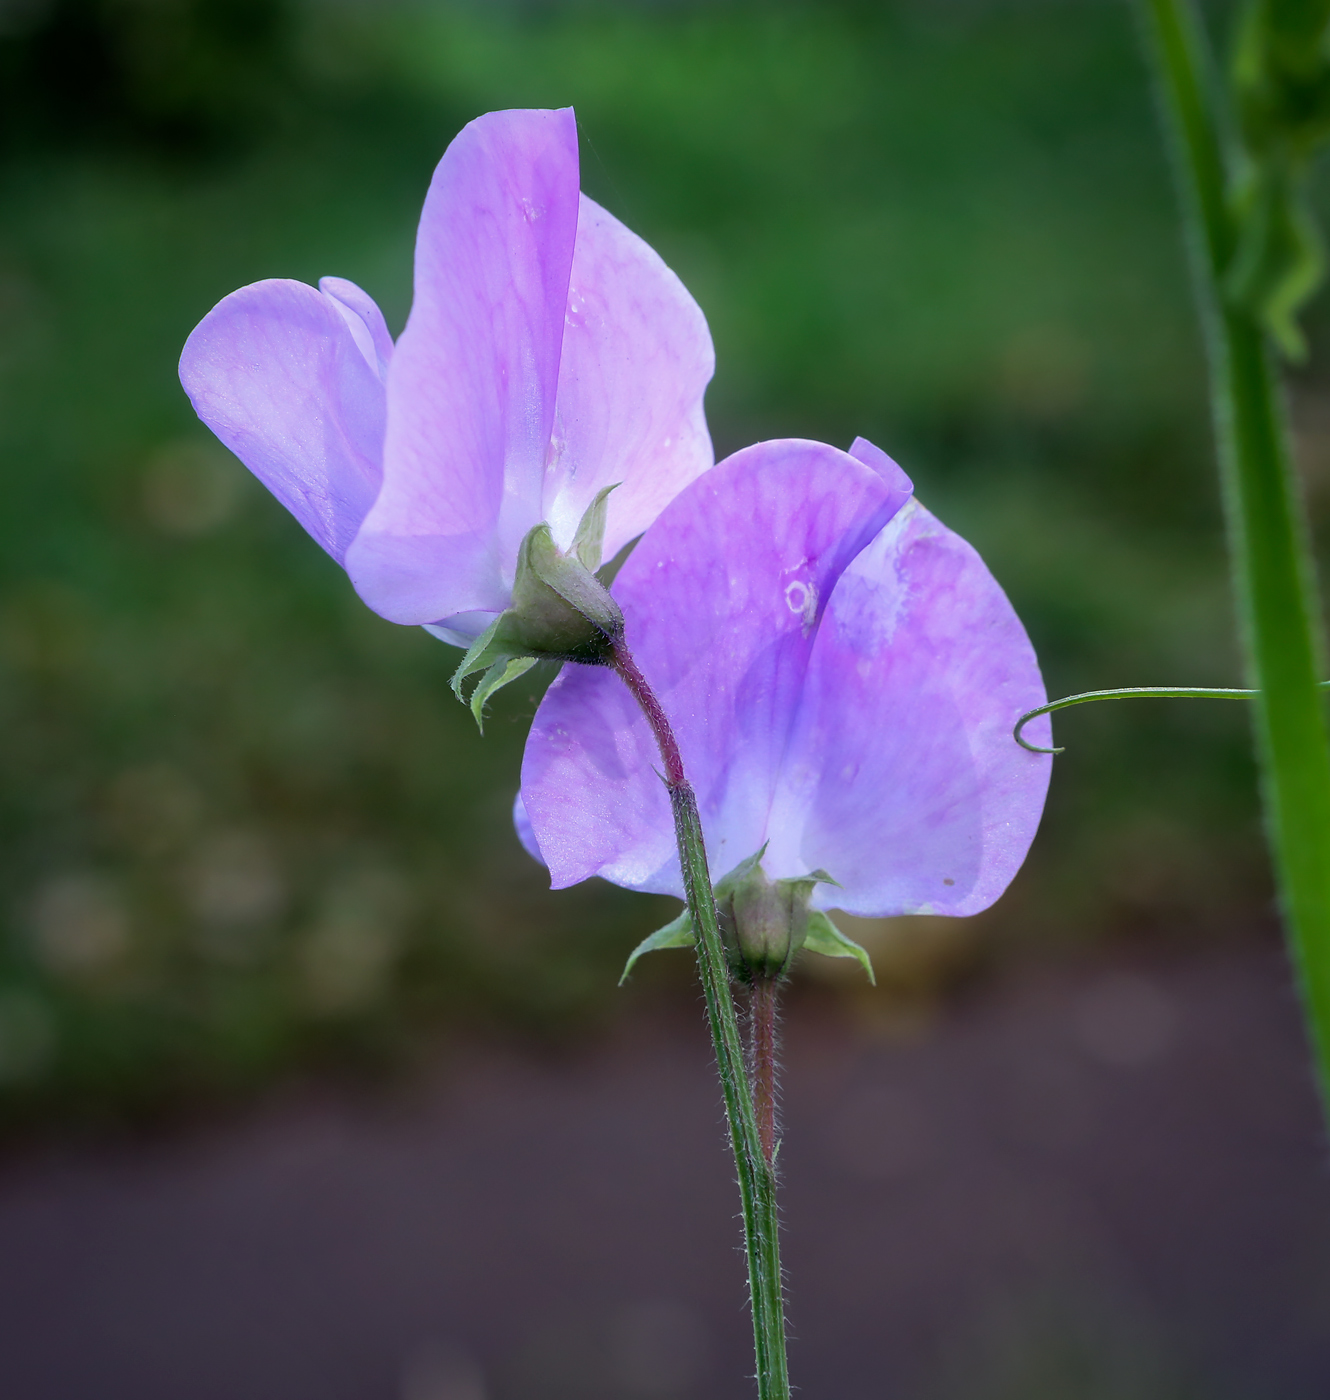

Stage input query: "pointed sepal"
[
  {"left": 712, "top": 850, "right": 841, "bottom": 981},
  {"left": 776, "top": 868, "right": 840, "bottom": 900},
  {"left": 467, "top": 656, "right": 538, "bottom": 731},
  {"left": 450, "top": 614, "right": 538, "bottom": 732},
  {"left": 572, "top": 482, "right": 620, "bottom": 571},
  {"left": 712, "top": 845, "right": 768, "bottom": 901},
  {"left": 514, "top": 523, "right": 623, "bottom": 651},
  {"left": 620, "top": 906, "right": 693, "bottom": 984},
  {"left": 450, "top": 500, "right": 627, "bottom": 730},
  {"left": 451, "top": 613, "right": 515, "bottom": 703},
  {"left": 801, "top": 909, "right": 876, "bottom": 985}
]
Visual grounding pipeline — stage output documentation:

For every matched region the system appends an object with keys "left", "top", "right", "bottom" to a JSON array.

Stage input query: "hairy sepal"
[
  {"left": 801, "top": 910, "right": 876, "bottom": 984},
  {"left": 616, "top": 850, "right": 869, "bottom": 986},
  {"left": 620, "top": 906, "right": 693, "bottom": 983},
  {"left": 451, "top": 494, "right": 625, "bottom": 729},
  {"left": 572, "top": 482, "right": 619, "bottom": 571},
  {"left": 508, "top": 523, "right": 624, "bottom": 656},
  {"left": 714, "top": 850, "right": 841, "bottom": 982}
]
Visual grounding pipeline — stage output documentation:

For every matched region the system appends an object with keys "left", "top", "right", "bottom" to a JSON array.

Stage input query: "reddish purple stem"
[
  {"left": 748, "top": 976, "right": 781, "bottom": 1169},
  {"left": 611, "top": 639, "right": 687, "bottom": 789}
]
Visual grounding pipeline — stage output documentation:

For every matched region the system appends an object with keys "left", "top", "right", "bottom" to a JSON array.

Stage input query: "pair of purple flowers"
[{"left": 180, "top": 107, "right": 1050, "bottom": 960}]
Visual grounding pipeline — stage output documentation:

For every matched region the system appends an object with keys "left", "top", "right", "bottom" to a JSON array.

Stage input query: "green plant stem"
[
  {"left": 1141, "top": 0, "right": 1330, "bottom": 1097},
  {"left": 611, "top": 640, "right": 790, "bottom": 1400}
]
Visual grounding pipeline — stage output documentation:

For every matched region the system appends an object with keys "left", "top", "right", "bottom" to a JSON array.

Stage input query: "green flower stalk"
[{"left": 518, "top": 437, "right": 1053, "bottom": 1397}]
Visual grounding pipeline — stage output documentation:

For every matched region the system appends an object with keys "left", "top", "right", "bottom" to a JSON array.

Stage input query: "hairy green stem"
[
  {"left": 611, "top": 641, "right": 790, "bottom": 1400},
  {"left": 1141, "top": 0, "right": 1330, "bottom": 1098}
]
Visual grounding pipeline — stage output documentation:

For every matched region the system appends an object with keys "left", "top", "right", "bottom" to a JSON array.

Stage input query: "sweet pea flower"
[
  {"left": 518, "top": 436, "right": 1051, "bottom": 938},
  {"left": 179, "top": 107, "right": 714, "bottom": 646}
]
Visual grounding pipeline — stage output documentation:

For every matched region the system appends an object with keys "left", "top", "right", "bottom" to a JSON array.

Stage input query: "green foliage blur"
[{"left": 0, "top": 0, "right": 1313, "bottom": 1122}]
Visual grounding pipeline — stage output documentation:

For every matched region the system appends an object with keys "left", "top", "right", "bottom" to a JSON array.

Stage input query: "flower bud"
[
  {"left": 714, "top": 851, "right": 831, "bottom": 982},
  {"left": 616, "top": 848, "right": 874, "bottom": 985},
  {"left": 452, "top": 486, "right": 625, "bottom": 728},
  {"left": 504, "top": 522, "right": 624, "bottom": 663}
]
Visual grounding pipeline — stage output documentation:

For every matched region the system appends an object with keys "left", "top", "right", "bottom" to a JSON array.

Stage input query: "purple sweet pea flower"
[
  {"left": 179, "top": 107, "right": 714, "bottom": 645},
  {"left": 518, "top": 436, "right": 1051, "bottom": 919}
]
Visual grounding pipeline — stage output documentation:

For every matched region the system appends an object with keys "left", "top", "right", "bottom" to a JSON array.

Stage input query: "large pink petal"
[
  {"left": 520, "top": 440, "right": 911, "bottom": 892},
  {"left": 541, "top": 195, "right": 714, "bottom": 557},
  {"left": 777, "top": 496, "right": 1051, "bottom": 916},
  {"left": 347, "top": 107, "right": 581, "bottom": 625},
  {"left": 179, "top": 278, "right": 385, "bottom": 564}
]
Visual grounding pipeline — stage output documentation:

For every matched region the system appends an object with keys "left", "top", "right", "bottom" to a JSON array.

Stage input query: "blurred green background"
[{"left": 0, "top": 0, "right": 1313, "bottom": 1121}]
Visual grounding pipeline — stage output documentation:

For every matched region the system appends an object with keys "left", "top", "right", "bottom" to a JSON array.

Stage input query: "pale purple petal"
[
  {"left": 347, "top": 107, "right": 581, "bottom": 625},
  {"left": 848, "top": 435, "right": 910, "bottom": 489},
  {"left": 541, "top": 194, "right": 714, "bottom": 557},
  {"left": 775, "top": 497, "right": 1051, "bottom": 916},
  {"left": 422, "top": 611, "right": 501, "bottom": 649},
  {"left": 179, "top": 278, "right": 385, "bottom": 564},
  {"left": 319, "top": 276, "right": 394, "bottom": 379},
  {"left": 521, "top": 440, "right": 910, "bottom": 892},
  {"left": 512, "top": 793, "right": 544, "bottom": 865},
  {"left": 522, "top": 657, "right": 674, "bottom": 892}
]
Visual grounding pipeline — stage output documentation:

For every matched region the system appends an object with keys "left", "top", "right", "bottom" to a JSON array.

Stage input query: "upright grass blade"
[{"left": 1140, "top": 0, "right": 1330, "bottom": 1099}]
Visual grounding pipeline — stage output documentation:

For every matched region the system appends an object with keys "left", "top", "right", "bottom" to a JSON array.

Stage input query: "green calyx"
[
  {"left": 720, "top": 848, "right": 829, "bottom": 980},
  {"left": 620, "top": 849, "right": 876, "bottom": 985},
  {"left": 451, "top": 485, "right": 625, "bottom": 730}
]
